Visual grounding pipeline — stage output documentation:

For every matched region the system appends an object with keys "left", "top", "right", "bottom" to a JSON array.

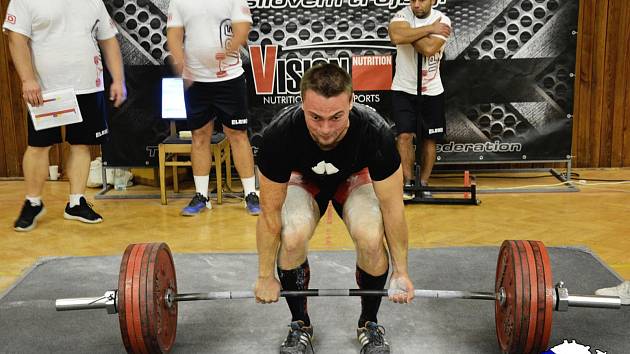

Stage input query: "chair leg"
[
  {"left": 159, "top": 145, "right": 167, "bottom": 205},
  {"left": 213, "top": 144, "right": 223, "bottom": 204},
  {"left": 172, "top": 154, "right": 179, "bottom": 193}
]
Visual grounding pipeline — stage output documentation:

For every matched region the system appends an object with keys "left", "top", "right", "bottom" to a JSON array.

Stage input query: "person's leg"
[
  {"left": 396, "top": 132, "right": 415, "bottom": 184},
  {"left": 277, "top": 185, "right": 320, "bottom": 326},
  {"left": 277, "top": 183, "right": 320, "bottom": 354},
  {"left": 419, "top": 138, "right": 436, "bottom": 185},
  {"left": 340, "top": 177, "right": 391, "bottom": 353},
  {"left": 392, "top": 91, "right": 418, "bottom": 200},
  {"left": 342, "top": 183, "right": 389, "bottom": 327},
  {"left": 179, "top": 120, "right": 214, "bottom": 216},
  {"left": 66, "top": 144, "right": 91, "bottom": 196},
  {"left": 62, "top": 93, "right": 108, "bottom": 223},
  {"left": 418, "top": 93, "right": 446, "bottom": 188},
  {"left": 23, "top": 146, "right": 52, "bottom": 198},
  {"left": 15, "top": 111, "right": 63, "bottom": 231},
  {"left": 222, "top": 126, "right": 259, "bottom": 215},
  {"left": 14, "top": 145, "right": 51, "bottom": 231},
  {"left": 213, "top": 75, "right": 259, "bottom": 214}
]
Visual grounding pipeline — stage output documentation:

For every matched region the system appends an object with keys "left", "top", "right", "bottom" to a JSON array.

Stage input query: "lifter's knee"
[{"left": 397, "top": 133, "right": 414, "bottom": 145}]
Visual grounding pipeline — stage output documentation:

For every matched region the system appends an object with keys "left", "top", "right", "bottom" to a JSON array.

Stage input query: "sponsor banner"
[{"left": 101, "top": 0, "right": 577, "bottom": 166}]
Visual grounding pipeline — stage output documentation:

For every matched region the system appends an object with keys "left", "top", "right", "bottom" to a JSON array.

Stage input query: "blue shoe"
[
  {"left": 181, "top": 193, "right": 210, "bottom": 216},
  {"left": 245, "top": 192, "right": 260, "bottom": 216}
]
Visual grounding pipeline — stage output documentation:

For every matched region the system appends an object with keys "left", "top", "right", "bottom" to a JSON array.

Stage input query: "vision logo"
[{"left": 6, "top": 14, "right": 16, "bottom": 24}]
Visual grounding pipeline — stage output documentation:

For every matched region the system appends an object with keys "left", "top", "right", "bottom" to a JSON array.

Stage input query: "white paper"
[
  {"left": 28, "top": 88, "right": 83, "bottom": 131},
  {"left": 162, "top": 78, "right": 187, "bottom": 119}
]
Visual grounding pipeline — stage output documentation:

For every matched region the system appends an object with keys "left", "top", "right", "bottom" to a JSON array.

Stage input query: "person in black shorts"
[
  {"left": 389, "top": 0, "right": 452, "bottom": 198},
  {"left": 4, "top": 0, "right": 126, "bottom": 231},
  {"left": 166, "top": 0, "right": 260, "bottom": 216},
  {"left": 254, "top": 64, "right": 415, "bottom": 354}
]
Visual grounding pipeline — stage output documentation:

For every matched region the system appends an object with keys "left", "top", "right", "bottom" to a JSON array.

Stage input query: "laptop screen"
[{"left": 161, "top": 78, "right": 187, "bottom": 119}]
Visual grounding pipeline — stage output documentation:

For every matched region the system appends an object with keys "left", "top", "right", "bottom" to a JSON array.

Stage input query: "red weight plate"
[
  {"left": 119, "top": 244, "right": 145, "bottom": 353},
  {"left": 131, "top": 243, "right": 150, "bottom": 354},
  {"left": 529, "top": 241, "right": 554, "bottom": 352},
  {"left": 145, "top": 243, "right": 178, "bottom": 353},
  {"left": 118, "top": 244, "right": 135, "bottom": 351},
  {"left": 496, "top": 240, "right": 534, "bottom": 354},
  {"left": 518, "top": 240, "right": 539, "bottom": 353},
  {"left": 139, "top": 243, "right": 158, "bottom": 352}
]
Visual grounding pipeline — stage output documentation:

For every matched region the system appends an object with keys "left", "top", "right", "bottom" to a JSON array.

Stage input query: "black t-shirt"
[{"left": 257, "top": 103, "right": 401, "bottom": 188}]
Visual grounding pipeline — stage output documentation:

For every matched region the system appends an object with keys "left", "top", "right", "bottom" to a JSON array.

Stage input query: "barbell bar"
[{"left": 54, "top": 241, "right": 625, "bottom": 354}]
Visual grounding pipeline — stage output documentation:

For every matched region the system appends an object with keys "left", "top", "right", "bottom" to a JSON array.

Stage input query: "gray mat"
[{"left": 1, "top": 247, "right": 628, "bottom": 353}]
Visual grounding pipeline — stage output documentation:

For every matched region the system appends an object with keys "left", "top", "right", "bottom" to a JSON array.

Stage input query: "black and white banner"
[{"left": 102, "top": 0, "right": 577, "bottom": 166}]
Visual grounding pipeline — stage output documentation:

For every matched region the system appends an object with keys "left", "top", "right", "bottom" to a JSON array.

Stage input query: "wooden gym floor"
[{"left": 1, "top": 167, "right": 629, "bottom": 293}]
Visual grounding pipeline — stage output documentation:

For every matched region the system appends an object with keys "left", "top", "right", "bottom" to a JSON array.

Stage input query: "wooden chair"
[{"left": 158, "top": 132, "right": 232, "bottom": 205}]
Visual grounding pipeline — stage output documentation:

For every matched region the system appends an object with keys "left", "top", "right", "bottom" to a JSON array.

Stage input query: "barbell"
[{"left": 55, "top": 240, "right": 624, "bottom": 354}]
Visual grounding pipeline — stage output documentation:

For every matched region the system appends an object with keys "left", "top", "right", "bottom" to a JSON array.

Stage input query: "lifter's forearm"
[
  {"left": 381, "top": 204, "right": 409, "bottom": 275},
  {"left": 256, "top": 211, "right": 282, "bottom": 278},
  {"left": 8, "top": 32, "right": 37, "bottom": 82},
  {"left": 166, "top": 28, "right": 185, "bottom": 76}
]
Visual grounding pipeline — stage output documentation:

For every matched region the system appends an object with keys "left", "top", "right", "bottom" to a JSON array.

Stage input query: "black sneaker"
[
  {"left": 403, "top": 183, "right": 414, "bottom": 201},
  {"left": 280, "top": 321, "right": 314, "bottom": 354},
  {"left": 357, "top": 321, "right": 390, "bottom": 354},
  {"left": 64, "top": 197, "right": 103, "bottom": 223},
  {"left": 245, "top": 192, "right": 261, "bottom": 215},
  {"left": 14, "top": 200, "right": 46, "bottom": 232}
]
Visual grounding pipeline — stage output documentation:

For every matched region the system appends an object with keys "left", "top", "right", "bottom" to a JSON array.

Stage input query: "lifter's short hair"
[{"left": 300, "top": 63, "right": 353, "bottom": 100}]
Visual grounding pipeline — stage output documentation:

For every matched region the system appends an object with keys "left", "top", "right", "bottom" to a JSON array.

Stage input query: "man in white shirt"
[
  {"left": 3, "top": 0, "right": 126, "bottom": 232},
  {"left": 167, "top": 0, "right": 260, "bottom": 216},
  {"left": 389, "top": 0, "right": 451, "bottom": 199}
]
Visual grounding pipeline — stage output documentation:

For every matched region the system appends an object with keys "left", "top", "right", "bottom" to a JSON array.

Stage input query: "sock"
[
  {"left": 356, "top": 265, "right": 389, "bottom": 328},
  {"left": 26, "top": 196, "right": 42, "bottom": 207},
  {"left": 193, "top": 175, "right": 209, "bottom": 198},
  {"left": 69, "top": 194, "right": 84, "bottom": 207},
  {"left": 241, "top": 176, "right": 256, "bottom": 196},
  {"left": 278, "top": 259, "right": 311, "bottom": 326}
]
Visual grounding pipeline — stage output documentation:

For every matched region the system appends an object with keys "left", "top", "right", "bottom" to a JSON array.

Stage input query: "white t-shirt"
[
  {"left": 167, "top": 0, "right": 252, "bottom": 82},
  {"left": 2, "top": 0, "right": 118, "bottom": 94},
  {"left": 391, "top": 8, "right": 451, "bottom": 96}
]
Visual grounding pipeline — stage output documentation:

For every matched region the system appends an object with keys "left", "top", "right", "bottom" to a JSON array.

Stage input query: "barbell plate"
[
  {"left": 144, "top": 243, "right": 178, "bottom": 353},
  {"left": 518, "top": 240, "right": 538, "bottom": 353},
  {"left": 529, "top": 240, "right": 553, "bottom": 352},
  {"left": 495, "top": 240, "right": 526, "bottom": 353},
  {"left": 118, "top": 244, "right": 135, "bottom": 351},
  {"left": 139, "top": 243, "right": 158, "bottom": 353},
  {"left": 119, "top": 243, "right": 150, "bottom": 353}
]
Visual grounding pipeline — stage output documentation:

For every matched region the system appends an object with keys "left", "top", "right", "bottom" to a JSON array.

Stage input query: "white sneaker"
[{"left": 595, "top": 281, "right": 630, "bottom": 305}]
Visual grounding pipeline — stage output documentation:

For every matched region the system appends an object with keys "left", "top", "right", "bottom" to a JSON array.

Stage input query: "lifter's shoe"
[
  {"left": 64, "top": 197, "right": 103, "bottom": 223},
  {"left": 357, "top": 321, "right": 390, "bottom": 354},
  {"left": 14, "top": 200, "right": 46, "bottom": 232},
  {"left": 403, "top": 183, "right": 415, "bottom": 201},
  {"left": 596, "top": 281, "right": 630, "bottom": 305},
  {"left": 280, "top": 320, "right": 314, "bottom": 354}
]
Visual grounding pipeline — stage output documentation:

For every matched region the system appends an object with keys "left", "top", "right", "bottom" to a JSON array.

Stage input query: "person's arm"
[
  {"left": 412, "top": 36, "right": 446, "bottom": 57},
  {"left": 388, "top": 18, "right": 450, "bottom": 45},
  {"left": 98, "top": 37, "right": 126, "bottom": 107},
  {"left": 227, "top": 21, "right": 250, "bottom": 53},
  {"left": 166, "top": 27, "right": 185, "bottom": 77},
  {"left": 7, "top": 31, "right": 42, "bottom": 106},
  {"left": 255, "top": 173, "right": 288, "bottom": 303},
  {"left": 372, "top": 166, "right": 415, "bottom": 303}
]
